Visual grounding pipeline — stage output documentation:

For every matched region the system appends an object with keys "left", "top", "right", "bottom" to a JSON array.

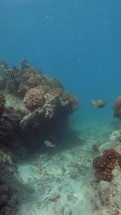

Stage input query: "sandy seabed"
[{"left": 14, "top": 120, "right": 114, "bottom": 215}]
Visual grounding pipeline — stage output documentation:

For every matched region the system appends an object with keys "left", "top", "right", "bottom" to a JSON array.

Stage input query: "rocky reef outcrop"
[
  {"left": 0, "top": 59, "right": 79, "bottom": 150},
  {"left": 92, "top": 130, "right": 121, "bottom": 215},
  {"left": 93, "top": 148, "right": 121, "bottom": 182}
]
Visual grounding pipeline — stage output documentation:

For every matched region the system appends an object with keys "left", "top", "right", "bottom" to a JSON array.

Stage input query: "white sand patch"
[
  {"left": 18, "top": 164, "right": 34, "bottom": 182},
  {"left": 15, "top": 121, "right": 113, "bottom": 215},
  {"left": 17, "top": 149, "right": 100, "bottom": 215}
]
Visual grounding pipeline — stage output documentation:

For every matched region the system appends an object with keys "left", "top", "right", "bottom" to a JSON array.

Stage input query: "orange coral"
[{"left": 93, "top": 148, "right": 121, "bottom": 182}]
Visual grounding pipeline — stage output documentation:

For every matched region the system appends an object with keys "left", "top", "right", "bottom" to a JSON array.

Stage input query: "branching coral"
[
  {"left": 43, "top": 93, "right": 59, "bottom": 118},
  {"left": 93, "top": 148, "right": 121, "bottom": 182},
  {"left": 113, "top": 96, "right": 121, "bottom": 119}
]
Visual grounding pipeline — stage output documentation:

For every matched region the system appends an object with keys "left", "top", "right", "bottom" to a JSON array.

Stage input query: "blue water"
[{"left": 0, "top": 0, "right": 121, "bottom": 121}]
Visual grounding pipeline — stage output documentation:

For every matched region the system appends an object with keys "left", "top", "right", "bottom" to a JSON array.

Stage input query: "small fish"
[
  {"left": 44, "top": 140, "right": 56, "bottom": 148},
  {"left": 91, "top": 99, "right": 106, "bottom": 109},
  {"left": 0, "top": 68, "right": 16, "bottom": 80}
]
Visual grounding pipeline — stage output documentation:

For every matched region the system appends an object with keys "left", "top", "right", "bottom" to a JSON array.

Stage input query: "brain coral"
[
  {"left": 93, "top": 148, "right": 121, "bottom": 182},
  {"left": 24, "top": 86, "right": 49, "bottom": 111}
]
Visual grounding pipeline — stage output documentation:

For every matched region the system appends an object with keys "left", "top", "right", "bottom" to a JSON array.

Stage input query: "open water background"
[{"left": 0, "top": 0, "right": 121, "bottom": 121}]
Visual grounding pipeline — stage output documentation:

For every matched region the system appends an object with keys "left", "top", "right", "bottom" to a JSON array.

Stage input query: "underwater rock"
[
  {"left": 0, "top": 60, "right": 79, "bottom": 149},
  {"left": 96, "top": 167, "right": 121, "bottom": 215}
]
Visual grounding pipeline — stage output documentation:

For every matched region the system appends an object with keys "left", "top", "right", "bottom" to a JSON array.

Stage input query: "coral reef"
[
  {"left": 24, "top": 85, "right": 49, "bottom": 111},
  {"left": 93, "top": 148, "right": 121, "bottom": 182},
  {"left": 0, "top": 149, "right": 18, "bottom": 214},
  {"left": 97, "top": 167, "right": 121, "bottom": 215},
  {"left": 113, "top": 96, "right": 121, "bottom": 119},
  {"left": 60, "top": 92, "right": 79, "bottom": 112},
  {"left": 5, "top": 68, "right": 46, "bottom": 97},
  {"left": 0, "top": 59, "right": 79, "bottom": 149},
  {"left": 17, "top": 68, "right": 47, "bottom": 96},
  {"left": 0, "top": 149, "right": 35, "bottom": 215},
  {"left": 24, "top": 88, "right": 43, "bottom": 111},
  {"left": 46, "top": 77, "right": 64, "bottom": 89},
  {"left": 24, "top": 85, "right": 78, "bottom": 117},
  {"left": 91, "top": 130, "right": 121, "bottom": 214},
  {"left": 0, "top": 92, "right": 12, "bottom": 141},
  {"left": 0, "top": 59, "right": 80, "bottom": 214},
  {"left": 0, "top": 92, "right": 24, "bottom": 143}
]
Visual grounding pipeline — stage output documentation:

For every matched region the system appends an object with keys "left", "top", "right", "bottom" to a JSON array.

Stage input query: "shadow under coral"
[{"left": 0, "top": 150, "right": 37, "bottom": 215}]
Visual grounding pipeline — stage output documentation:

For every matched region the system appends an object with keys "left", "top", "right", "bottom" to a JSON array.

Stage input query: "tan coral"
[
  {"left": 24, "top": 86, "right": 49, "bottom": 111},
  {"left": 17, "top": 68, "right": 47, "bottom": 96},
  {"left": 48, "top": 87, "right": 63, "bottom": 98},
  {"left": 60, "top": 92, "right": 79, "bottom": 112},
  {"left": 22, "top": 68, "right": 45, "bottom": 85},
  {"left": 46, "top": 77, "right": 64, "bottom": 89}
]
